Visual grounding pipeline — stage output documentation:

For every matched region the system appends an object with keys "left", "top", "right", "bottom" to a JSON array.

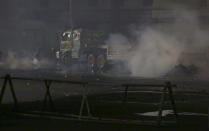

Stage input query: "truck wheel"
[
  {"left": 88, "top": 54, "right": 95, "bottom": 73},
  {"left": 97, "top": 54, "right": 105, "bottom": 73}
]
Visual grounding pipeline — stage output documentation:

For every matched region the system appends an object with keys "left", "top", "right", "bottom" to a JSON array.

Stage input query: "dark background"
[{"left": 0, "top": 0, "right": 208, "bottom": 55}]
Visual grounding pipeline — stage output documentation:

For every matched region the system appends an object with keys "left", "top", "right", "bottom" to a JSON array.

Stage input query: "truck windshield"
[{"left": 62, "top": 32, "right": 72, "bottom": 41}]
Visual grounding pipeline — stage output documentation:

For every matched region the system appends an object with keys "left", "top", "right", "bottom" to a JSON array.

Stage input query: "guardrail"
[
  {"left": 0, "top": 74, "right": 89, "bottom": 119},
  {"left": 0, "top": 74, "right": 178, "bottom": 126},
  {"left": 122, "top": 82, "right": 178, "bottom": 126}
]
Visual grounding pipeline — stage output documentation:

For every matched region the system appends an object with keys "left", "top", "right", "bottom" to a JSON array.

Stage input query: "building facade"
[{"left": 0, "top": 0, "right": 208, "bottom": 55}]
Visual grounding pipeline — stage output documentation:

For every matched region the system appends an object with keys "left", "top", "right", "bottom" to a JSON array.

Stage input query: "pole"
[
  {"left": 123, "top": 86, "right": 129, "bottom": 103},
  {"left": 0, "top": 75, "right": 8, "bottom": 105},
  {"left": 167, "top": 82, "right": 178, "bottom": 123},
  {"left": 69, "top": 0, "right": 73, "bottom": 29},
  {"left": 8, "top": 75, "right": 18, "bottom": 110},
  {"left": 157, "top": 86, "right": 167, "bottom": 126}
]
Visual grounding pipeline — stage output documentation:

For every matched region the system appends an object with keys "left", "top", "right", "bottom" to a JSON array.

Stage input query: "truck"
[
  {"left": 56, "top": 29, "right": 131, "bottom": 74},
  {"left": 56, "top": 29, "right": 107, "bottom": 73}
]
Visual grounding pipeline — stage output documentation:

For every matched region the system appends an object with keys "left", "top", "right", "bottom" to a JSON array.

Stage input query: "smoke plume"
[
  {"left": 0, "top": 51, "right": 53, "bottom": 70},
  {"left": 106, "top": 9, "right": 209, "bottom": 77}
]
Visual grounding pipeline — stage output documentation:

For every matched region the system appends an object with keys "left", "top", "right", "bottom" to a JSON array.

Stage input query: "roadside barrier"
[
  {"left": 122, "top": 82, "right": 178, "bottom": 126},
  {"left": 0, "top": 74, "right": 178, "bottom": 126},
  {"left": 0, "top": 74, "right": 90, "bottom": 119}
]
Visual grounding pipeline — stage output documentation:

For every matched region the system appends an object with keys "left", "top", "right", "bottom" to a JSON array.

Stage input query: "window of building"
[
  {"left": 40, "top": 0, "right": 49, "bottom": 7},
  {"left": 122, "top": 0, "right": 139, "bottom": 8},
  {"left": 143, "top": 0, "right": 153, "bottom": 6},
  {"left": 21, "top": 11, "right": 41, "bottom": 20},
  {"left": 119, "top": 0, "right": 124, "bottom": 7},
  {"left": 200, "top": 0, "right": 207, "bottom": 7},
  {"left": 88, "top": 0, "right": 98, "bottom": 6}
]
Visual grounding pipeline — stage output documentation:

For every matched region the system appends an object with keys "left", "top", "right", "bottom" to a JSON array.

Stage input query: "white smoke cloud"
[
  {"left": 105, "top": 34, "right": 131, "bottom": 58},
  {"left": 129, "top": 28, "right": 183, "bottom": 77},
  {"left": 105, "top": 8, "right": 209, "bottom": 77},
  {"left": 0, "top": 51, "right": 53, "bottom": 70}
]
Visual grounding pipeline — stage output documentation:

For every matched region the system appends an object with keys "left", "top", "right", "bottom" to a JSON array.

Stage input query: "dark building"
[
  {"left": 0, "top": 0, "right": 154, "bottom": 53},
  {"left": 72, "top": 0, "right": 153, "bottom": 31},
  {"left": 0, "top": 0, "right": 208, "bottom": 55}
]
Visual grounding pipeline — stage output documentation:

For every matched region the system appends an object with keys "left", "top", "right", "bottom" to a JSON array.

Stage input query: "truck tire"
[
  {"left": 97, "top": 54, "right": 105, "bottom": 73},
  {"left": 88, "top": 54, "right": 95, "bottom": 73}
]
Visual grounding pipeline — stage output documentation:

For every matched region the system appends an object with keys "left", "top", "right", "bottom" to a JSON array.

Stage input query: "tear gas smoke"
[
  {"left": 106, "top": 9, "right": 209, "bottom": 77},
  {"left": 0, "top": 51, "right": 53, "bottom": 70},
  {"left": 129, "top": 28, "right": 183, "bottom": 77}
]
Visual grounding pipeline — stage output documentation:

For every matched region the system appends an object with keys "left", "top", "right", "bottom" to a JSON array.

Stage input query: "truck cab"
[{"left": 57, "top": 29, "right": 107, "bottom": 73}]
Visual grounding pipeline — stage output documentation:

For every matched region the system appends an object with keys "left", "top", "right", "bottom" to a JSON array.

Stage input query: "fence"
[
  {"left": 122, "top": 82, "right": 178, "bottom": 126},
  {"left": 0, "top": 74, "right": 178, "bottom": 126}
]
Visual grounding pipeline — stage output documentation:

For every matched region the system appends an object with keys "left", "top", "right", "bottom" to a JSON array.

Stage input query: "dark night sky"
[
  {"left": 0, "top": 0, "right": 208, "bottom": 56},
  {"left": 0, "top": 0, "right": 153, "bottom": 55}
]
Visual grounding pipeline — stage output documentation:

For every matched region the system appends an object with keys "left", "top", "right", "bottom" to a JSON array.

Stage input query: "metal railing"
[
  {"left": 0, "top": 74, "right": 89, "bottom": 119},
  {"left": 122, "top": 82, "right": 178, "bottom": 126},
  {"left": 0, "top": 74, "right": 178, "bottom": 126}
]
